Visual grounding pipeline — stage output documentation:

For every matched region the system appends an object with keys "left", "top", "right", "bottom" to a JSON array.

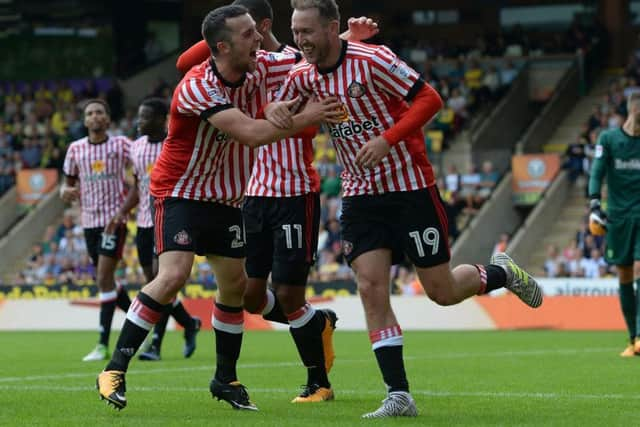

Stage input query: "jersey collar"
[
  {"left": 317, "top": 39, "right": 348, "bottom": 75},
  {"left": 209, "top": 58, "right": 246, "bottom": 88}
]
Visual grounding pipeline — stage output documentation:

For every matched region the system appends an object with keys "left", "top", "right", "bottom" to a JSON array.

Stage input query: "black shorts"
[
  {"left": 152, "top": 197, "right": 245, "bottom": 258},
  {"left": 340, "top": 187, "right": 450, "bottom": 268},
  {"left": 136, "top": 226, "right": 155, "bottom": 268},
  {"left": 83, "top": 225, "right": 127, "bottom": 267},
  {"left": 243, "top": 193, "right": 320, "bottom": 285}
]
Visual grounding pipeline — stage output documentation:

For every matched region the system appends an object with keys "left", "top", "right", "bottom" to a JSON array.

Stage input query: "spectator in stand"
[
  {"left": 476, "top": 160, "right": 499, "bottom": 205},
  {"left": 444, "top": 164, "right": 460, "bottom": 195},
  {"left": 500, "top": 60, "right": 518, "bottom": 88},
  {"left": 544, "top": 244, "right": 564, "bottom": 278},
  {"left": 565, "top": 136, "right": 587, "bottom": 183},
  {"left": 459, "top": 163, "right": 481, "bottom": 213},
  {"left": 481, "top": 65, "right": 501, "bottom": 101}
]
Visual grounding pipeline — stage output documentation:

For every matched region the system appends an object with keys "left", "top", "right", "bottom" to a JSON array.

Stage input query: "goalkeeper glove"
[{"left": 589, "top": 199, "right": 607, "bottom": 236}]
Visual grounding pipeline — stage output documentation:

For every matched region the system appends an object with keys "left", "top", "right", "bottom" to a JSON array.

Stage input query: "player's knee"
[
  {"left": 243, "top": 288, "right": 264, "bottom": 314},
  {"left": 425, "top": 288, "right": 456, "bottom": 306},
  {"left": 158, "top": 267, "right": 190, "bottom": 291}
]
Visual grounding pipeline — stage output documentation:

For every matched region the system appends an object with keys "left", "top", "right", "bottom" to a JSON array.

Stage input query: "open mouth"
[
  {"left": 302, "top": 46, "right": 313, "bottom": 55},
  {"left": 249, "top": 50, "right": 257, "bottom": 58}
]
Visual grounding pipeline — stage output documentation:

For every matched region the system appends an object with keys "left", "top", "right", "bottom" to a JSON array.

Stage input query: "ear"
[
  {"left": 216, "top": 40, "right": 231, "bottom": 55},
  {"left": 328, "top": 19, "right": 340, "bottom": 36},
  {"left": 259, "top": 18, "right": 272, "bottom": 33}
]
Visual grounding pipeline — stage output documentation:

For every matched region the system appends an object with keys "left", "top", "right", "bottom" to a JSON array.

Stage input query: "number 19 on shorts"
[{"left": 409, "top": 228, "right": 440, "bottom": 257}]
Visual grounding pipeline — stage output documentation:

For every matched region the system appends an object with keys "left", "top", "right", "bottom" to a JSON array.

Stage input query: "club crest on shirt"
[
  {"left": 595, "top": 145, "right": 603, "bottom": 158},
  {"left": 342, "top": 240, "right": 353, "bottom": 256},
  {"left": 347, "top": 81, "right": 366, "bottom": 98},
  {"left": 173, "top": 230, "right": 192, "bottom": 246}
]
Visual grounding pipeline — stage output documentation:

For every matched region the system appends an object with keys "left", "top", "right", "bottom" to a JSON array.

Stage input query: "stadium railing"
[
  {"left": 119, "top": 53, "right": 180, "bottom": 107},
  {"left": 0, "top": 186, "right": 19, "bottom": 237}
]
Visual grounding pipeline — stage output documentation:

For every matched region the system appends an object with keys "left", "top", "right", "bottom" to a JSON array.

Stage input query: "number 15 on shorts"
[{"left": 409, "top": 227, "right": 440, "bottom": 257}]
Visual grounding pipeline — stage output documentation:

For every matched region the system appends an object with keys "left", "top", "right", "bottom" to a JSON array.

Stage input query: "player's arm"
[
  {"left": 176, "top": 40, "right": 209, "bottom": 74},
  {"left": 356, "top": 82, "right": 443, "bottom": 168},
  {"left": 206, "top": 97, "right": 342, "bottom": 148},
  {"left": 59, "top": 175, "right": 79, "bottom": 203},
  {"left": 105, "top": 175, "right": 140, "bottom": 235},
  {"left": 587, "top": 133, "right": 609, "bottom": 233},
  {"left": 60, "top": 146, "right": 79, "bottom": 202}
]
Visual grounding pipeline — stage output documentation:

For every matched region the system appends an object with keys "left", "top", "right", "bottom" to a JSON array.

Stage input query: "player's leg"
[
  {"left": 242, "top": 196, "right": 288, "bottom": 324},
  {"left": 97, "top": 250, "right": 193, "bottom": 409},
  {"left": 207, "top": 255, "right": 257, "bottom": 410},
  {"left": 606, "top": 218, "right": 636, "bottom": 356},
  {"left": 82, "top": 225, "right": 128, "bottom": 362},
  {"left": 353, "top": 249, "right": 417, "bottom": 419},
  {"left": 205, "top": 203, "right": 257, "bottom": 410},
  {"left": 406, "top": 187, "right": 541, "bottom": 307},
  {"left": 341, "top": 195, "right": 417, "bottom": 418},
  {"left": 618, "top": 265, "right": 636, "bottom": 356},
  {"left": 135, "top": 227, "right": 200, "bottom": 360},
  {"left": 97, "top": 197, "right": 195, "bottom": 409},
  {"left": 271, "top": 193, "right": 335, "bottom": 402}
]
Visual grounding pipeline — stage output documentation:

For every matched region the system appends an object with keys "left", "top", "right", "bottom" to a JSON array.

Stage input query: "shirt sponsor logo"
[
  {"left": 614, "top": 158, "right": 640, "bottom": 170},
  {"left": 389, "top": 61, "right": 411, "bottom": 79},
  {"left": 328, "top": 116, "right": 381, "bottom": 139},
  {"left": 206, "top": 85, "right": 228, "bottom": 104}
]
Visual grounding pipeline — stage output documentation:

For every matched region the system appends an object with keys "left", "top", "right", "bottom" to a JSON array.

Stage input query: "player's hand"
[
  {"left": 344, "top": 16, "right": 379, "bottom": 41},
  {"left": 265, "top": 97, "right": 299, "bottom": 129},
  {"left": 355, "top": 136, "right": 391, "bottom": 168},
  {"left": 301, "top": 96, "right": 344, "bottom": 124},
  {"left": 59, "top": 184, "right": 79, "bottom": 203},
  {"left": 589, "top": 199, "right": 608, "bottom": 234},
  {"left": 105, "top": 212, "right": 125, "bottom": 235}
]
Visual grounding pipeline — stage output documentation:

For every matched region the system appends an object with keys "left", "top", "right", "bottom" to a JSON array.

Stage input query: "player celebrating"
[
  {"left": 106, "top": 97, "right": 202, "bottom": 362},
  {"left": 176, "top": 0, "right": 379, "bottom": 403},
  {"left": 96, "top": 4, "right": 342, "bottom": 411},
  {"left": 61, "top": 99, "right": 132, "bottom": 362},
  {"left": 272, "top": 0, "right": 543, "bottom": 418},
  {"left": 589, "top": 92, "right": 640, "bottom": 357}
]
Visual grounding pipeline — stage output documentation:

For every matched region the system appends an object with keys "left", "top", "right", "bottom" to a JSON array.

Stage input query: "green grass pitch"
[{"left": 0, "top": 330, "right": 638, "bottom": 426}]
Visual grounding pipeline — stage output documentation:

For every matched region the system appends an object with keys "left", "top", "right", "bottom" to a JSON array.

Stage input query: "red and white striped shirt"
[
  {"left": 130, "top": 135, "right": 163, "bottom": 227},
  {"left": 150, "top": 51, "right": 299, "bottom": 206},
  {"left": 246, "top": 44, "right": 320, "bottom": 197},
  {"left": 63, "top": 136, "right": 130, "bottom": 228},
  {"left": 277, "top": 41, "right": 436, "bottom": 196}
]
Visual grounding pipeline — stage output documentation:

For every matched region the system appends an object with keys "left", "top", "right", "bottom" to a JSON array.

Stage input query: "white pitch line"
[
  {"left": 0, "top": 384, "right": 638, "bottom": 401},
  {"left": 0, "top": 347, "right": 619, "bottom": 384}
]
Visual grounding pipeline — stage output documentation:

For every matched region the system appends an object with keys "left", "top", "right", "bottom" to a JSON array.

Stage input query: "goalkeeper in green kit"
[{"left": 589, "top": 92, "right": 640, "bottom": 357}]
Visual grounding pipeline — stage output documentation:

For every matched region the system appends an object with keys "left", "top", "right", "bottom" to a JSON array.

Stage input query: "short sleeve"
[
  {"left": 62, "top": 143, "right": 78, "bottom": 178},
  {"left": 176, "top": 77, "right": 233, "bottom": 119},
  {"left": 370, "top": 45, "right": 424, "bottom": 101},
  {"left": 257, "top": 50, "right": 302, "bottom": 93}
]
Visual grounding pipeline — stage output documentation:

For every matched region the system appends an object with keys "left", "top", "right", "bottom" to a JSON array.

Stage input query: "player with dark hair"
[
  {"left": 270, "top": 0, "right": 543, "bottom": 418},
  {"left": 96, "top": 4, "right": 343, "bottom": 411},
  {"left": 589, "top": 92, "right": 640, "bottom": 357},
  {"left": 176, "top": 0, "right": 379, "bottom": 403},
  {"left": 61, "top": 99, "right": 132, "bottom": 362},
  {"left": 106, "top": 97, "right": 202, "bottom": 362}
]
